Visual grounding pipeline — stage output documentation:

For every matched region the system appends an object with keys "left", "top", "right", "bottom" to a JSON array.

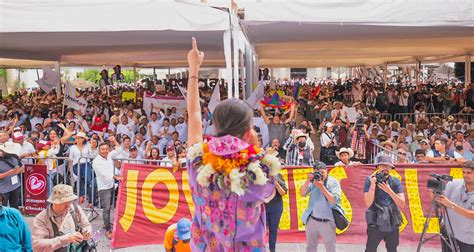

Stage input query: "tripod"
[{"left": 417, "top": 197, "right": 459, "bottom": 252}]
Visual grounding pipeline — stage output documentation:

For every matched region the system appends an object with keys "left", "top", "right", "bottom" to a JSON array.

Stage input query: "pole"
[
  {"left": 153, "top": 67, "right": 156, "bottom": 81},
  {"left": 133, "top": 66, "right": 137, "bottom": 82},
  {"left": 55, "top": 62, "right": 61, "bottom": 100},
  {"left": 415, "top": 60, "right": 420, "bottom": 87},
  {"left": 383, "top": 63, "right": 388, "bottom": 89},
  {"left": 466, "top": 54, "right": 472, "bottom": 86}
]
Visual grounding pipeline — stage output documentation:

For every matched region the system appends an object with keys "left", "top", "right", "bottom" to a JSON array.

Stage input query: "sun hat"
[
  {"left": 380, "top": 140, "right": 396, "bottom": 149},
  {"left": 0, "top": 142, "right": 21, "bottom": 156},
  {"left": 47, "top": 184, "right": 78, "bottom": 204},
  {"left": 176, "top": 218, "right": 191, "bottom": 240},
  {"left": 75, "top": 132, "right": 88, "bottom": 140},
  {"left": 294, "top": 131, "right": 308, "bottom": 141},
  {"left": 336, "top": 147, "right": 354, "bottom": 159},
  {"left": 376, "top": 155, "right": 395, "bottom": 168}
]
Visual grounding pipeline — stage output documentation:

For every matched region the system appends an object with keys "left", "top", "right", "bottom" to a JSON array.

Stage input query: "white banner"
[
  {"left": 208, "top": 81, "right": 220, "bottom": 113},
  {"left": 246, "top": 80, "right": 265, "bottom": 109},
  {"left": 35, "top": 67, "right": 60, "bottom": 93},
  {"left": 142, "top": 93, "right": 186, "bottom": 117},
  {"left": 63, "top": 82, "right": 87, "bottom": 113}
]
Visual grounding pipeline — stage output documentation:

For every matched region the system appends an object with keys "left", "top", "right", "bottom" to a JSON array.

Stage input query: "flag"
[
  {"left": 177, "top": 84, "right": 204, "bottom": 103},
  {"left": 63, "top": 82, "right": 87, "bottom": 113},
  {"left": 208, "top": 82, "right": 221, "bottom": 113},
  {"left": 310, "top": 84, "right": 322, "bottom": 99},
  {"left": 292, "top": 80, "right": 302, "bottom": 100},
  {"left": 35, "top": 67, "right": 60, "bottom": 93},
  {"left": 246, "top": 80, "right": 265, "bottom": 109}
]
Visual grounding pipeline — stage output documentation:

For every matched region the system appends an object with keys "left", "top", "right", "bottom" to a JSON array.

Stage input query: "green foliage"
[
  {"left": 122, "top": 70, "right": 136, "bottom": 83},
  {"left": 77, "top": 69, "right": 101, "bottom": 83},
  {"left": 0, "top": 69, "right": 6, "bottom": 79}
]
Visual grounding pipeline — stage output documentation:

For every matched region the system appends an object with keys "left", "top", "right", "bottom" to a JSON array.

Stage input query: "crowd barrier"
[
  {"left": 111, "top": 163, "right": 459, "bottom": 249},
  {"left": 367, "top": 142, "right": 408, "bottom": 164},
  {"left": 393, "top": 113, "right": 444, "bottom": 126},
  {"left": 451, "top": 113, "right": 474, "bottom": 123}
]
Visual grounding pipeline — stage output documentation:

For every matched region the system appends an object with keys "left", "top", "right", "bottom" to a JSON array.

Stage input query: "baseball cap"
[
  {"left": 166, "top": 145, "right": 175, "bottom": 152},
  {"left": 176, "top": 218, "right": 191, "bottom": 240},
  {"left": 12, "top": 131, "right": 24, "bottom": 140}
]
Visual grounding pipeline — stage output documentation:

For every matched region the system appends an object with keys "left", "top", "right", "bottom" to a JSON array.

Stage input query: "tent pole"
[
  {"left": 466, "top": 54, "right": 472, "bottom": 86},
  {"left": 153, "top": 67, "right": 156, "bottom": 81},
  {"left": 415, "top": 60, "right": 420, "bottom": 87},
  {"left": 133, "top": 66, "right": 137, "bottom": 82},
  {"left": 55, "top": 62, "right": 61, "bottom": 100},
  {"left": 383, "top": 63, "right": 388, "bottom": 89}
]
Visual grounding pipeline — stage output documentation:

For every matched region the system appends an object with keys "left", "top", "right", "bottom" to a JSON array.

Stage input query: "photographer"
[
  {"left": 32, "top": 185, "right": 93, "bottom": 252},
  {"left": 300, "top": 161, "right": 342, "bottom": 252},
  {"left": 364, "top": 156, "right": 405, "bottom": 252},
  {"left": 434, "top": 161, "right": 474, "bottom": 252}
]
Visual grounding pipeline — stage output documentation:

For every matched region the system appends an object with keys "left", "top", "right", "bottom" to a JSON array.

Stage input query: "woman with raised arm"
[{"left": 186, "top": 38, "right": 281, "bottom": 251}]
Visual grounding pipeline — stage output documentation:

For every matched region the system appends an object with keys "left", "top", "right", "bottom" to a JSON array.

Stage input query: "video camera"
[
  {"left": 310, "top": 171, "right": 323, "bottom": 182},
  {"left": 427, "top": 173, "right": 453, "bottom": 195},
  {"left": 355, "top": 115, "right": 367, "bottom": 138}
]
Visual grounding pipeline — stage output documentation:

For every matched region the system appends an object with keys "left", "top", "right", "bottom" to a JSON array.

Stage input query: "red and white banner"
[
  {"left": 23, "top": 164, "right": 48, "bottom": 215},
  {"left": 112, "top": 164, "right": 460, "bottom": 249}
]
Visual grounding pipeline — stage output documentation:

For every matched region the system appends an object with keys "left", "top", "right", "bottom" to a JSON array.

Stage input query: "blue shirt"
[
  {"left": 364, "top": 175, "right": 403, "bottom": 206},
  {"left": 0, "top": 156, "right": 21, "bottom": 194},
  {"left": 301, "top": 175, "right": 343, "bottom": 225},
  {"left": 0, "top": 207, "right": 32, "bottom": 252}
]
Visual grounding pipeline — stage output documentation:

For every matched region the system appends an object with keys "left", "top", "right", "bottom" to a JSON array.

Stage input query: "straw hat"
[
  {"left": 390, "top": 121, "right": 400, "bottom": 129},
  {"left": 75, "top": 132, "right": 88, "bottom": 140},
  {"left": 0, "top": 142, "right": 21, "bottom": 156},
  {"left": 380, "top": 140, "right": 396, "bottom": 149},
  {"left": 294, "top": 131, "right": 308, "bottom": 141},
  {"left": 47, "top": 184, "right": 77, "bottom": 204},
  {"left": 336, "top": 147, "right": 354, "bottom": 159}
]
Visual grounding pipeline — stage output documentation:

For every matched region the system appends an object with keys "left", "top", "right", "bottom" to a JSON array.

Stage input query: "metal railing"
[
  {"left": 393, "top": 113, "right": 444, "bottom": 126},
  {"left": 368, "top": 142, "right": 411, "bottom": 164},
  {"left": 451, "top": 113, "right": 474, "bottom": 123}
]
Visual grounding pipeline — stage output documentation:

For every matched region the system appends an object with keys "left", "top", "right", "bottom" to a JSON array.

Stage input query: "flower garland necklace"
[{"left": 187, "top": 136, "right": 281, "bottom": 196}]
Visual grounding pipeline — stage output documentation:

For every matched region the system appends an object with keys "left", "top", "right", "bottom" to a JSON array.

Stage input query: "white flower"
[
  {"left": 262, "top": 154, "right": 281, "bottom": 177},
  {"left": 247, "top": 162, "right": 268, "bottom": 185},
  {"left": 229, "top": 169, "right": 246, "bottom": 196},
  {"left": 187, "top": 142, "right": 203, "bottom": 160},
  {"left": 196, "top": 164, "right": 215, "bottom": 187}
]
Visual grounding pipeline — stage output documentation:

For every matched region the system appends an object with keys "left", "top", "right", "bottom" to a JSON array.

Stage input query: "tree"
[
  {"left": 0, "top": 69, "right": 7, "bottom": 80},
  {"left": 77, "top": 69, "right": 101, "bottom": 83}
]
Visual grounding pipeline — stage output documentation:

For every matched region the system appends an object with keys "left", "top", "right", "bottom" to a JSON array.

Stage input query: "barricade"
[
  {"left": 394, "top": 112, "right": 444, "bottom": 126},
  {"left": 374, "top": 113, "right": 392, "bottom": 122},
  {"left": 451, "top": 113, "right": 474, "bottom": 123},
  {"left": 368, "top": 142, "right": 409, "bottom": 164}
]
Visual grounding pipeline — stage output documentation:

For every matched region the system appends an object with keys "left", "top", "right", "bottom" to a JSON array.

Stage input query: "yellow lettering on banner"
[
  {"left": 278, "top": 169, "right": 290, "bottom": 230},
  {"left": 404, "top": 169, "right": 439, "bottom": 234},
  {"left": 293, "top": 168, "right": 313, "bottom": 231},
  {"left": 181, "top": 171, "right": 195, "bottom": 216},
  {"left": 119, "top": 170, "right": 139, "bottom": 232},
  {"left": 450, "top": 168, "right": 463, "bottom": 179},
  {"left": 329, "top": 167, "right": 352, "bottom": 234},
  {"left": 388, "top": 170, "right": 408, "bottom": 232},
  {"left": 142, "top": 169, "right": 179, "bottom": 224}
]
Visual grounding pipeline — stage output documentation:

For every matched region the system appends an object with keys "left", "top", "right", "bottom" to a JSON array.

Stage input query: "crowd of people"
[{"left": 1, "top": 50, "right": 474, "bottom": 251}]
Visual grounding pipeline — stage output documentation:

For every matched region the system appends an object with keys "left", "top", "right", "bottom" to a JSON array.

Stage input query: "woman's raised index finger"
[{"left": 192, "top": 37, "right": 198, "bottom": 51}]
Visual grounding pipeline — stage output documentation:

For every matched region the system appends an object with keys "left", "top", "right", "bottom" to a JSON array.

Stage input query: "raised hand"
[{"left": 187, "top": 37, "right": 204, "bottom": 71}]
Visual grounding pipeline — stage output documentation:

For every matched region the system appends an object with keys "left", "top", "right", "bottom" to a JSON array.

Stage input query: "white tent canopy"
[
  {"left": 237, "top": 0, "right": 474, "bottom": 67},
  {"left": 0, "top": 0, "right": 230, "bottom": 67}
]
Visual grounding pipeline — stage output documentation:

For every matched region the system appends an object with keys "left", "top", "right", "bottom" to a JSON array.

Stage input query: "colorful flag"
[{"left": 310, "top": 84, "right": 322, "bottom": 99}]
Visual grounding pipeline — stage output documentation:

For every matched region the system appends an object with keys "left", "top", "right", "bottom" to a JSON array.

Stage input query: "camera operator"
[
  {"left": 364, "top": 156, "right": 405, "bottom": 252},
  {"left": 434, "top": 161, "right": 474, "bottom": 252},
  {"left": 300, "top": 161, "right": 342, "bottom": 252}
]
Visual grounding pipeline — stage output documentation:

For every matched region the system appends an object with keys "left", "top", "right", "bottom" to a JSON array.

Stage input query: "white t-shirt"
[
  {"left": 320, "top": 132, "right": 335, "bottom": 147},
  {"left": 68, "top": 144, "right": 91, "bottom": 165}
]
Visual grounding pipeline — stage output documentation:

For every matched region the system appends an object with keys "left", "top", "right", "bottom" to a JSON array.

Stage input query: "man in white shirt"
[
  {"left": 29, "top": 110, "right": 44, "bottom": 130},
  {"left": 92, "top": 142, "right": 122, "bottom": 239},
  {"left": 174, "top": 116, "right": 188, "bottom": 143},
  {"left": 12, "top": 131, "right": 37, "bottom": 163},
  {"left": 116, "top": 115, "right": 134, "bottom": 139}
]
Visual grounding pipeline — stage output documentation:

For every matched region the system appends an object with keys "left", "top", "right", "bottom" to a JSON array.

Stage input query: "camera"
[
  {"left": 375, "top": 170, "right": 389, "bottom": 183},
  {"left": 311, "top": 171, "right": 323, "bottom": 182},
  {"left": 427, "top": 173, "right": 453, "bottom": 195}
]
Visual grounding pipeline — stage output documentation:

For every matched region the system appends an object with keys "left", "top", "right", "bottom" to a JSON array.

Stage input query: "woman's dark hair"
[{"left": 213, "top": 98, "right": 253, "bottom": 138}]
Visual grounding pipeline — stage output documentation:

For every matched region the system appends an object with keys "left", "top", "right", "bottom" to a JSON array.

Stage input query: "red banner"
[
  {"left": 112, "top": 163, "right": 461, "bottom": 249},
  {"left": 23, "top": 164, "right": 48, "bottom": 215}
]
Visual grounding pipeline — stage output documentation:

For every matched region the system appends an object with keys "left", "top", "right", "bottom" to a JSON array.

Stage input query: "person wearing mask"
[
  {"left": 164, "top": 218, "right": 192, "bottom": 252},
  {"left": 320, "top": 122, "right": 338, "bottom": 165},
  {"left": 433, "top": 161, "right": 474, "bottom": 252},
  {"left": 449, "top": 131, "right": 473, "bottom": 152},
  {"left": 185, "top": 38, "right": 280, "bottom": 251},
  {"left": 286, "top": 132, "right": 315, "bottom": 166},
  {"left": 453, "top": 139, "right": 473, "bottom": 163},
  {"left": 265, "top": 173, "right": 288, "bottom": 252},
  {"left": 364, "top": 156, "right": 405, "bottom": 252},
  {"left": 300, "top": 161, "right": 343, "bottom": 252},
  {"left": 32, "top": 185, "right": 92, "bottom": 252},
  {"left": 0, "top": 142, "right": 23, "bottom": 209}
]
